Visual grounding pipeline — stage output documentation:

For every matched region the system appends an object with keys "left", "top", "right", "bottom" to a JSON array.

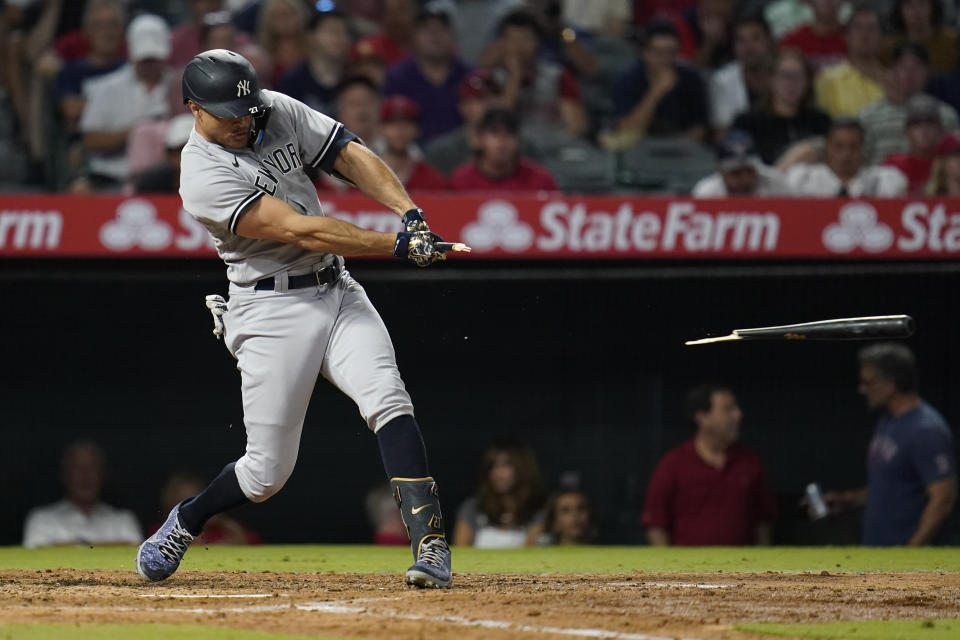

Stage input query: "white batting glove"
[{"left": 205, "top": 294, "right": 227, "bottom": 339}]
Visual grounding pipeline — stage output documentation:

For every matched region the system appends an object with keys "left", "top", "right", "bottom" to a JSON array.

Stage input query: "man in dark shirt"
[
  {"left": 613, "top": 19, "right": 709, "bottom": 141},
  {"left": 276, "top": 10, "right": 351, "bottom": 116},
  {"left": 382, "top": 7, "right": 471, "bottom": 144},
  {"left": 642, "top": 383, "right": 776, "bottom": 546},
  {"left": 827, "top": 344, "right": 956, "bottom": 546}
]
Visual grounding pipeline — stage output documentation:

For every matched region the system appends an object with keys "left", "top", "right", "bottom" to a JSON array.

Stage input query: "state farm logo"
[
  {"left": 822, "top": 202, "right": 894, "bottom": 253},
  {"left": 462, "top": 200, "right": 534, "bottom": 252},
  {"left": 100, "top": 199, "right": 173, "bottom": 251}
]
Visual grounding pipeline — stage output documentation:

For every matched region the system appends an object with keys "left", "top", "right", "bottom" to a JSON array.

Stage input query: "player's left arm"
[
  {"left": 907, "top": 477, "right": 956, "bottom": 546},
  {"left": 332, "top": 140, "right": 417, "bottom": 217}
]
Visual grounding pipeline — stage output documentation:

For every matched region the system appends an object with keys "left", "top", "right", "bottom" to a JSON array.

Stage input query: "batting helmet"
[{"left": 182, "top": 49, "right": 265, "bottom": 119}]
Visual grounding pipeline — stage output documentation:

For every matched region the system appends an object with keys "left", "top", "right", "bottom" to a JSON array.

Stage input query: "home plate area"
[{"left": 2, "top": 570, "right": 960, "bottom": 639}]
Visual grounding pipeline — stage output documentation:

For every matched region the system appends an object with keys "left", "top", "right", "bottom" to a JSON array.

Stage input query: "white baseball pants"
[{"left": 223, "top": 271, "right": 414, "bottom": 502}]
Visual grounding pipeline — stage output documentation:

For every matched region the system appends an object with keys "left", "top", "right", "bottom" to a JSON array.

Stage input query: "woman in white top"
[{"left": 453, "top": 442, "right": 545, "bottom": 548}]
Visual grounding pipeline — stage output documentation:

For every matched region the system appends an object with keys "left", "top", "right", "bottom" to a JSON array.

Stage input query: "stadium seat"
[{"left": 615, "top": 137, "right": 716, "bottom": 194}]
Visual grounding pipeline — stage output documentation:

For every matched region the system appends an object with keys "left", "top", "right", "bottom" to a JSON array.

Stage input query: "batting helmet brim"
[{"left": 187, "top": 91, "right": 265, "bottom": 119}]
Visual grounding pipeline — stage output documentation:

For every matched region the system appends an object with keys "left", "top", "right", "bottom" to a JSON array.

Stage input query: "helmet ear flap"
[{"left": 248, "top": 106, "right": 272, "bottom": 148}]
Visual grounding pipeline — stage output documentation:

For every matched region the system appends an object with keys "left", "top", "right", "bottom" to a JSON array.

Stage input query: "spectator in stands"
[
  {"left": 780, "top": 0, "right": 847, "bottom": 73},
  {"left": 22, "top": 440, "right": 142, "bottom": 548},
  {"left": 562, "top": 0, "right": 631, "bottom": 38},
  {"left": 134, "top": 113, "right": 195, "bottom": 194},
  {"left": 150, "top": 472, "right": 261, "bottom": 544},
  {"left": 450, "top": 108, "right": 558, "bottom": 191},
  {"left": 825, "top": 344, "right": 956, "bottom": 546},
  {"left": 364, "top": 483, "right": 408, "bottom": 546},
  {"left": 883, "top": 95, "right": 947, "bottom": 194},
  {"left": 779, "top": 0, "right": 847, "bottom": 71},
  {"left": 884, "top": 0, "right": 959, "bottom": 74},
  {"left": 382, "top": 7, "right": 471, "bottom": 144},
  {"left": 276, "top": 9, "right": 351, "bottom": 115},
  {"left": 709, "top": 14, "right": 776, "bottom": 134},
  {"left": 170, "top": 0, "right": 227, "bottom": 66},
  {"left": 926, "top": 133, "right": 960, "bottom": 195},
  {"left": 927, "top": 61, "right": 960, "bottom": 117},
  {"left": 315, "top": 75, "right": 382, "bottom": 191},
  {"left": 376, "top": 95, "right": 450, "bottom": 191},
  {"left": 77, "top": 14, "right": 173, "bottom": 192},
  {"left": 453, "top": 441, "right": 546, "bottom": 548},
  {"left": 692, "top": 130, "right": 792, "bottom": 197},
  {"left": 814, "top": 5, "right": 885, "bottom": 117},
  {"left": 785, "top": 118, "right": 908, "bottom": 196},
  {"left": 731, "top": 48, "right": 831, "bottom": 166},
  {"left": 613, "top": 19, "right": 709, "bottom": 143},
  {"left": 670, "top": 0, "right": 737, "bottom": 69},
  {"left": 635, "top": 0, "right": 695, "bottom": 25},
  {"left": 256, "top": 0, "right": 309, "bottom": 85},
  {"left": 425, "top": 69, "right": 505, "bottom": 175},
  {"left": 351, "top": 0, "right": 417, "bottom": 66},
  {"left": 642, "top": 383, "right": 777, "bottom": 546},
  {"left": 859, "top": 43, "right": 958, "bottom": 165},
  {"left": 335, "top": 75, "right": 382, "bottom": 147},
  {"left": 486, "top": 9, "right": 587, "bottom": 140},
  {"left": 529, "top": 489, "right": 596, "bottom": 545},
  {"left": 54, "top": 0, "right": 125, "bottom": 135}
]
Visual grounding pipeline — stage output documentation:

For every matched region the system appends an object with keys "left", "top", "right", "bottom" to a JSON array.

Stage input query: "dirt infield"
[{"left": 1, "top": 569, "right": 959, "bottom": 639}]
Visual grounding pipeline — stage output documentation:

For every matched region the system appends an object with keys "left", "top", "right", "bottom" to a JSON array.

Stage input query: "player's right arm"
[{"left": 235, "top": 193, "right": 397, "bottom": 256}]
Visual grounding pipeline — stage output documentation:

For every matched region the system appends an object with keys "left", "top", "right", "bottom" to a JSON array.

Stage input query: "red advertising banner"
[{"left": 1, "top": 193, "right": 960, "bottom": 259}]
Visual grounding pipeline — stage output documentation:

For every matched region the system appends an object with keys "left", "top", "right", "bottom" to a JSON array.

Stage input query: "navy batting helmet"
[{"left": 182, "top": 49, "right": 265, "bottom": 118}]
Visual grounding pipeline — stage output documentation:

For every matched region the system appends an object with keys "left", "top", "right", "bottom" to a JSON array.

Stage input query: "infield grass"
[
  {"left": 1, "top": 545, "right": 959, "bottom": 574},
  {"left": 0, "top": 624, "right": 349, "bottom": 640},
  {"left": 738, "top": 619, "right": 960, "bottom": 640}
]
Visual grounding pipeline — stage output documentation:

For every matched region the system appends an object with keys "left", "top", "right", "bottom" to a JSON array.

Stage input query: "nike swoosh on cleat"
[{"left": 411, "top": 504, "right": 430, "bottom": 515}]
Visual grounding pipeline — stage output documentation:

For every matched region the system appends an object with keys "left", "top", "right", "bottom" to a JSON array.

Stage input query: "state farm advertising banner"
[{"left": 2, "top": 193, "right": 960, "bottom": 259}]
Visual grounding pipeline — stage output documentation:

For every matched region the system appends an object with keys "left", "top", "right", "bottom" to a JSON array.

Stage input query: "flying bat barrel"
[
  {"left": 735, "top": 315, "right": 915, "bottom": 341},
  {"left": 685, "top": 315, "right": 915, "bottom": 346}
]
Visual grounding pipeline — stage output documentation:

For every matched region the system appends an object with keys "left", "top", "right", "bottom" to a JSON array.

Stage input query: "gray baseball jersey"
[{"left": 180, "top": 89, "right": 356, "bottom": 285}]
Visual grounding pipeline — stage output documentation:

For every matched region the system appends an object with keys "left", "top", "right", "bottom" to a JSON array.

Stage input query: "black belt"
[{"left": 254, "top": 263, "right": 343, "bottom": 291}]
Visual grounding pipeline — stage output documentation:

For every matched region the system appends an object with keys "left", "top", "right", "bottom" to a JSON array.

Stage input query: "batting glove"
[
  {"left": 394, "top": 230, "right": 447, "bottom": 267},
  {"left": 402, "top": 207, "right": 430, "bottom": 233},
  {"left": 205, "top": 294, "right": 227, "bottom": 339}
]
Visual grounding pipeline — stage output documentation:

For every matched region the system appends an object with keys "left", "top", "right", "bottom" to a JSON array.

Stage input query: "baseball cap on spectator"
[
  {"left": 478, "top": 108, "right": 518, "bottom": 133},
  {"left": 381, "top": 95, "right": 420, "bottom": 123},
  {"left": 905, "top": 95, "right": 942, "bottom": 126},
  {"left": 460, "top": 69, "right": 498, "bottom": 100},
  {"left": 716, "top": 130, "right": 760, "bottom": 171},
  {"left": 936, "top": 132, "right": 960, "bottom": 156},
  {"left": 165, "top": 114, "right": 196, "bottom": 150},
  {"left": 128, "top": 14, "right": 171, "bottom": 62}
]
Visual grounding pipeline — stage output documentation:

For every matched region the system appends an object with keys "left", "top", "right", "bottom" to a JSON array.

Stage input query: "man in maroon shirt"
[
  {"left": 779, "top": 0, "right": 847, "bottom": 71},
  {"left": 642, "top": 383, "right": 776, "bottom": 546},
  {"left": 883, "top": 95, "right": 946, "bottom": 194},
  {"left": 451, "top": 109, "right": 558, "bottom": 192}
]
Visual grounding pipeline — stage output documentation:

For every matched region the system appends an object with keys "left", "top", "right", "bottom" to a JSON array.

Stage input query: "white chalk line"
[
  {"left": 138, "top": 593, "right": 280, "bottom": 599},
  {"left": 606, "top": 582, "right": 730, "bottom": 589},
  {"left": 8, "top": 596, "right": 706, "bottom": 640}
]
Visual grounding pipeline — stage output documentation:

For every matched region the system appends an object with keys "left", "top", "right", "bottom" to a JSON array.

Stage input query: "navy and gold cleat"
[{"left": 405, "top": 537, "right": 452, "bottom": 588}]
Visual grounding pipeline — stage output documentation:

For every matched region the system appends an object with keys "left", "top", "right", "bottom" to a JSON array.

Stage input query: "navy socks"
[
  {"left": 377, "top": 414, "right": 430, "bottom": 478},
  {"left": 177, "top": 461, "right": 249, "bottom": 535}
]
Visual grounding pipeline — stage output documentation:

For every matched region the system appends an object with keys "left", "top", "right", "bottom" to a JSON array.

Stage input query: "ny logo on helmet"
[{"left": 237, "top": 80, "right": 251, "bottom": 97}]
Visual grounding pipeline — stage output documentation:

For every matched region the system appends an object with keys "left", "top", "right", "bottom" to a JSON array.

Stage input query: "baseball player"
[{"left": 136, "top": 50, "right": 452, "bottom": 588}]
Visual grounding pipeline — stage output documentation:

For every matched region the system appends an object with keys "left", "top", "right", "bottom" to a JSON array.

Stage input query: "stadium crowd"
[{"left": 2, "top": 0, "right": 960, "bottom": 196}]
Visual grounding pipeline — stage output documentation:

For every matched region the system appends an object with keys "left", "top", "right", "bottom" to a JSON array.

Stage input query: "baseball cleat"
[
  {"left": 405, "top": 537, "right": 452, "bottom": 588},
  {"left": 136, "top": 502, "right": 195, "bottom": 582}
]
